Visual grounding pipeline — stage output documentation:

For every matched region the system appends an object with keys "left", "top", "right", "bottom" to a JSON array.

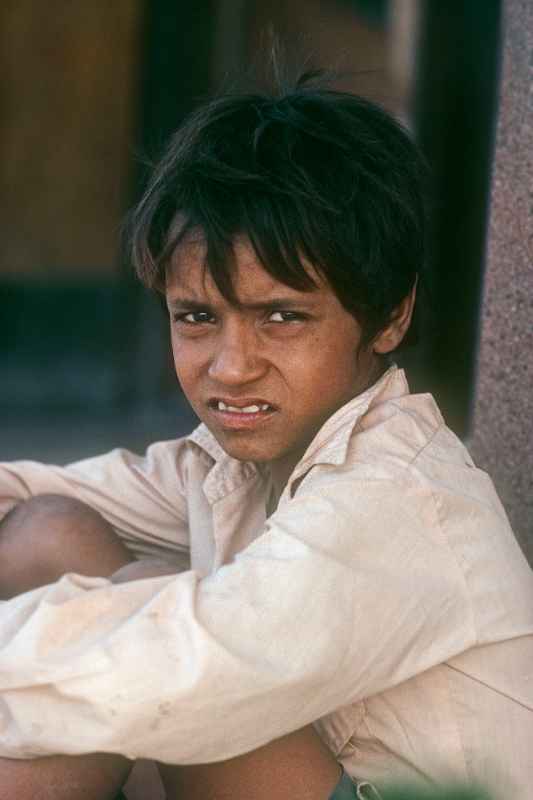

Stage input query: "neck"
[{"left": 269, "top": 444, "right": 309, "bottom": 500}]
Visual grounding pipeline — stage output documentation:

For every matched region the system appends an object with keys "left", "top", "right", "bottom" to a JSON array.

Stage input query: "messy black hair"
[{"left": 128, "top": 70, "right": 428, "bottom": 350}]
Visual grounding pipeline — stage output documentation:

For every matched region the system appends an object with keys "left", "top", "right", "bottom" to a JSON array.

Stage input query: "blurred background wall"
[
  {"left": 1, "top": 0, "right": 531, "bottom": 559},
  {"left": 0, "top": 1, "right": 143, "bottom": 278}
]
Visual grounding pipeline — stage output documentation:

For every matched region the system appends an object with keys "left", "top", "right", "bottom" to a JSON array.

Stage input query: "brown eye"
[
  {"left": 268, "top": 311, "right": 305, "bottom": 323},
  {"left": 174, "top": 311, "right": 215, "bottom": 324}
]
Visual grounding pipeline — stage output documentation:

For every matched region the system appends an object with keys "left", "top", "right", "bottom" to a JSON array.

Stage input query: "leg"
[
  {"left": 159, "top": 725, "right": 343, "bottom": 800},
  {"left": 0, "top": 753, "right": 132, "bottom": 800},
  {"left": 0, "top": 494, "right": 134, "bottom": 598},
  {"left": 0, "top": 495, "right": 136, "bottom": 800}
]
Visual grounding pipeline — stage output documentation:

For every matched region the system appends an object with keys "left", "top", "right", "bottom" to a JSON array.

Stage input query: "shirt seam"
[
  {"left": 420, "top": 480, "right": 478, "bottom": 649},
  {"left": 404, "top": 423, "right": 479, "bottom": 643},
  {"left": 405, "top": 424, "right": 443, "bottom": 468},
  {"left": 444, "top": 663, "right": 475, "bottom": 784}
]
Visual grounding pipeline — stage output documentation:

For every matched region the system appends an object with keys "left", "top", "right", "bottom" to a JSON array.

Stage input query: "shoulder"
[
  {"left": 285, "top": 390, "right": 532, "bottom": 644},
  {"left": 299, "top": 387, "right": 488, "bottom": 506},
  {"left": 282, "top": 387, "right": 504, "bottom": 567}
]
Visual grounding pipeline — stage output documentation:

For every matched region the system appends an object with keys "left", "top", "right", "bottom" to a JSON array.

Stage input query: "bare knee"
[
  {"left": 0, "top": 752, "right": 132, "bottom": 800},
  {"left": 159, "top": 725, "right": 342, "bottom": 800},
  {"left": 0, "top": 494, "right": 133, "bottom": 598}
]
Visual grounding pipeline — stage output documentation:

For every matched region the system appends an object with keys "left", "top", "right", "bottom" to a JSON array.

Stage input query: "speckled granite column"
[{"left": 470, "top": 0, "right": 533, "bottom": 562}]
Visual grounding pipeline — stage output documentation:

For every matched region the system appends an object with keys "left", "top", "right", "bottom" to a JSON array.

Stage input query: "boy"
[{"left": 0, "top": 74, "right": 532, "bottom": 800}]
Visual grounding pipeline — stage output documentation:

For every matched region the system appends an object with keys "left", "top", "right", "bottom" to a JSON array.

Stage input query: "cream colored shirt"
[{"left": 0, "top": 366, "right": 532, "bottom": 798}]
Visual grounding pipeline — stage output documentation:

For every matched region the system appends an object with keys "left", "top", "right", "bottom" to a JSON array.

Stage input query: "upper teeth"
[{"left": 217, "top": 401, "right": 271, "bottom": 413}]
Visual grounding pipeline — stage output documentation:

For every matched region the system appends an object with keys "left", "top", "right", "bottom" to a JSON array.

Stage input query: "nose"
[{"left": 207, "top": 322, "right": 265, "bottom": 386}]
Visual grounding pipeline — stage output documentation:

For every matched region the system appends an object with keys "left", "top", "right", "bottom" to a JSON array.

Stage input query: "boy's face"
[{"left": 166, "top": 237, "right": 384, "bottom": 468}]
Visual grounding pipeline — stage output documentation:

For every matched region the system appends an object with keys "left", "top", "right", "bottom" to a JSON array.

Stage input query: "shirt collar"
[
  {"left": 292, "top": 364, "right": 408, "bottom": 473},
  {"left": 188, "top": 422, "right": 227, "bottom": 463},
  {"left": 187, "top": 365, "right": 408, "bottom": 476}
]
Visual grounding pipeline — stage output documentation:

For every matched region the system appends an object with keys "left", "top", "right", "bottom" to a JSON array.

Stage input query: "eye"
[
  {"left": 173, "top": 310, "right": 215, "bottom": 325},
  {"left": 268, "top": 310, "right": 306, "bottom": 323}
]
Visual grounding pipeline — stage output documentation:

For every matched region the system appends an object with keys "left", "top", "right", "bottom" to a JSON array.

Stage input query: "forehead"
[{"left": 166, "top": 234, "right": 324, "bottom": 304}]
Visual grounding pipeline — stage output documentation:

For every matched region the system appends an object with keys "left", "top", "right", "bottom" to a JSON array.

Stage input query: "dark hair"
[{"left": 128, "top": 72, "right": 428, "bottom": 350}]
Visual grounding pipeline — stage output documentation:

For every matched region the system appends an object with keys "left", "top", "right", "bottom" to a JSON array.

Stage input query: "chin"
[
  {"left": 220, "top": 443, "right": 275, "bottom": 463},
  {"left": 210, "top": 432, "right": 278, "bottom": 463}
]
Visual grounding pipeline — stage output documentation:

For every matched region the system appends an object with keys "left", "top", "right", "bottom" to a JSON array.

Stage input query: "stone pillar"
[{"left": 470, "top": 0, "right": 533, "bottom": 561}]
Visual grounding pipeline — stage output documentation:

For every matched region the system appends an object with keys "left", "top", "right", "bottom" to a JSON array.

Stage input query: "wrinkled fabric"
[{"left": 0, "top": 366, "right": 531, "bottom": 799}]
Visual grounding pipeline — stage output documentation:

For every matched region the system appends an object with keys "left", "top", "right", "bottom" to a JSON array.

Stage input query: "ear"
[{"left": 372, "top": 278, "right": 418, "bottom": 355}]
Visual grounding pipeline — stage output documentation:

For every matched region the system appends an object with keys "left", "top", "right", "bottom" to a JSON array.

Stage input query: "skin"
[
  {"left": 0, "top": 238, "right": 416, "bottom": 797},
  {"left": 166, "top": 235, "right": 416, "bottom": 495}
]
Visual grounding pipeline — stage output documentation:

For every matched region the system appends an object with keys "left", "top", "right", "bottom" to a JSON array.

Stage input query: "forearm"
[{"left": 0, "top": 482, "right": 467, "bottom": 765}]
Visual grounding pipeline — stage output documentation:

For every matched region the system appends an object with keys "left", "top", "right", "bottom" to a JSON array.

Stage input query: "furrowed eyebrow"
[
  {"left": 167, "top": 298, "right": 213, "bottom": 311},
  {"left": 167, "top": 296, "right": 315, "bottom": 311},
  {"left": 239, "top": 298, "right": 315, "bottom": 311}
]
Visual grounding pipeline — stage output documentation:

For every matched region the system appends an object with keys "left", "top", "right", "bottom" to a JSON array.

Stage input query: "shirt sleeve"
[
  {"left": 0, "top": 440, "right": 190, "bottom": 562},
  {"left": 0, "top": 472, "right": 474, "bottom": 764}
]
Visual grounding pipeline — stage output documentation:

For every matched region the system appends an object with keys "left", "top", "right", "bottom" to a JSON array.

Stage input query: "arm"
[
  {"left": 0, "top": 439, "right": 190, "bottom": 564},
  {"left": 0, "top": 474, "right": 473, "bottom": 765}
]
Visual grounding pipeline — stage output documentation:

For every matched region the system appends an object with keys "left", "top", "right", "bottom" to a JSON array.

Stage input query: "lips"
[
  {"left": 209, "top": 397, "right": 276, "bottom": 414},
  {"left": 208, "top": 396, "right": 277, "bottom": 429},
  {"left": 216, "top": 400, "right": 271, "bottom": 414}
]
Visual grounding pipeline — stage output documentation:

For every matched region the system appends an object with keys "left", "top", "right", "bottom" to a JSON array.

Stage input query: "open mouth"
[
  {"left": 214, "top": 400, "right": 273, "bottom": 414},
  {"left": 208, "top": 398, "right": 277, "bottom": 428}
]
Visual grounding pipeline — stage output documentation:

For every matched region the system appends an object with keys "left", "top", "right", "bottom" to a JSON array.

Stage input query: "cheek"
[
  {"left": 170, "top": 338, "right": 200, "bottom": 393},
  {"left": 300, "top": 334, "right": 374, "bottom": 409},
  {"left": 311, "top": 337, "right": 360, "bottom": 383},
  {"left": 285, "top": 343, "right": 358, "bottom": 411},
  {"left": 170, "top": 335, "right": 183, "bottom": 375}
]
